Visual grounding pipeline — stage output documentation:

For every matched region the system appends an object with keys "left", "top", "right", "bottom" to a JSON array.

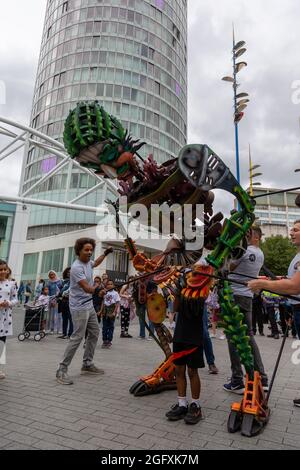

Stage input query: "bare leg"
[
  {"left": 175, "top": 365, "right": 187, "bottom": 397},
  {"left": 188, "top": 367, "right": 201, "bottom": 400}
]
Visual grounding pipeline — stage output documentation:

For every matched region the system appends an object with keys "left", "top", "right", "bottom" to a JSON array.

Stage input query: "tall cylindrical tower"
[{"left": 21, "top": 0, "right": 188, "bottom": 239}]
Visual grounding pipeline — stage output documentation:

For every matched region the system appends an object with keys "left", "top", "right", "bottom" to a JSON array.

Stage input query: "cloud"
[
  {"left": 0, "top": 0, "right": 46, "bottom": 197},
  {"left": 188, "top": 0, "right": 300, "bottom": 189},
  {"left": 187, "top": 0, "right": 300, "bottom": 215}
]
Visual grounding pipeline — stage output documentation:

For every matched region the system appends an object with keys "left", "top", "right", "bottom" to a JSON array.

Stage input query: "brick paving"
[{"left": 0, "top": 306, "right": 299, "bottom": 450}]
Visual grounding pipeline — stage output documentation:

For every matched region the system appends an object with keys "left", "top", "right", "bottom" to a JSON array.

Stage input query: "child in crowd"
[
  {"left": 0, "top": 260, "right": 18, "bottom": 379},
  {"left": 35, "top": 286, "right": 50, "bottom": 332},
  {"left": 146, "top": 282, "right": 165, "bottom": 339},
  {"left": 120, "top": 283, "right": 133, "bottom": 338},
  {"left": 102, "top": 280, "right": 120, "bottom": 349}
]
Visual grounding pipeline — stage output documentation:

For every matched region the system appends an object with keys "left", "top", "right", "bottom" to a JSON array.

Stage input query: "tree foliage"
[{"left": 260, "top": 235, "right": 297, "bottom": 276}]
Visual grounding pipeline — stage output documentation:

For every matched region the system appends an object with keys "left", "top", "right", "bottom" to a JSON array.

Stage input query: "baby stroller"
[{"left": 18, "top": 304, "right": 46, "bottom": 342}]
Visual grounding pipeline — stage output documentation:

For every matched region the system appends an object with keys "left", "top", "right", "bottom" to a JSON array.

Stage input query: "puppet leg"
[{"left": 130, "top": 324, "right": 176, "bottom": 396}]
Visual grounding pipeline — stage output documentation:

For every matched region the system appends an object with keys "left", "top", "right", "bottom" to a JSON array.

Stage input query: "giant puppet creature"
[{"left": 63, "top": 101, "right": 270, "bottom": 437}]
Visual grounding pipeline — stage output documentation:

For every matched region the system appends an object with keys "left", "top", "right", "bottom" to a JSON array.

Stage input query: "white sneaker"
[{"left": 0, "top": 371, "right": 5, "bottom": 379}]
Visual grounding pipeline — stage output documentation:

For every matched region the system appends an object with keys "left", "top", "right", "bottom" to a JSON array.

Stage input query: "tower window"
[{"left": 62, "top": 2, "right": 68, "bottom": 14}]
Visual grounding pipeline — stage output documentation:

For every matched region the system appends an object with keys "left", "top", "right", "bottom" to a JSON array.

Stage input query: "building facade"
[
  {"left": 0, "top": 203, "right": 17, "bottom": 263},
  {"left": 0, "top": 203, "right": 29, "bottom": 281},
  {"left": 253, "top": 187, "right": 300, "bottom": 238},
  {"left": 20, "top": 0, "right": 188, "bottom": 240}
]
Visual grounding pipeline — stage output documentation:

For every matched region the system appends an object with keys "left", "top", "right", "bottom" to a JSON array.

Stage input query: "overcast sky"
[{"left": 0, "top": 0, "right": 300, "bottom": 213}]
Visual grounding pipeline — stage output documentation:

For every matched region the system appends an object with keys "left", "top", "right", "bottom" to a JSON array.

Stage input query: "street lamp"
[{"left": 222, "top": 27, "right": 250, "bottom": 185}]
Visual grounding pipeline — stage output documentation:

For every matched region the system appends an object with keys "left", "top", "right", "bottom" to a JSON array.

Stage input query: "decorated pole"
[
  {"left": 232, "top": 26, "right": 241, "bottom": 185},
  {"left": 222, "top": 26, "right": 249, "bottom": 208}
]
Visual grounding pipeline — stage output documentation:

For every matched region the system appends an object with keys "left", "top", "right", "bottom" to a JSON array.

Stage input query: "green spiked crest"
[{"left": 63, "top": 101, "right": 145, "bottom": 175}]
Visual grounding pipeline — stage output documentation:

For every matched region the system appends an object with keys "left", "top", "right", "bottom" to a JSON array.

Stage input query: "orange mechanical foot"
[
  {"left": 129, "top": 356, "right": 177, "bottom": 397},
  {"left": 228, "top": 371, "right": 270, "bottom": 437}
]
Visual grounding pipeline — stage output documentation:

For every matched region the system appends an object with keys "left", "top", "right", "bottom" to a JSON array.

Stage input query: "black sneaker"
[
  {"left": 223, "top": 381, "right": 245, "bottom": 394},
  {"left": 165, "top": 403, "right": 188, "bottom": 421},
  {"left": 293, "top": 398, "right": 300, "bottom": 407},
  {"left": 184, "top": 403, "right": 203, "bottom": 425}
]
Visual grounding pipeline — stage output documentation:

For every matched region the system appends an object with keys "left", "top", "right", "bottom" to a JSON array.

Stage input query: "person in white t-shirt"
[
  {"left": 223, "top": 226, "right": 268, "bottom": 394},
  {"left": 102, "top": 280, "right": 120, "bottom": 349},
  {"left": 56, "top": 238, "right": 113, "bottom": 385},
  {"left": 248, "top": 219, "right": 300, "bottom": 408}
]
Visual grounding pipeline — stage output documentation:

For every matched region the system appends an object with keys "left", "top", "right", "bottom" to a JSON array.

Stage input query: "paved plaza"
[{"left": 0, "top": 306, "right": 300, "bottom": 451}]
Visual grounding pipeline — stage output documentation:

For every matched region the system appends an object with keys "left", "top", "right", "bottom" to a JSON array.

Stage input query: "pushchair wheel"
[
  {"left": 18, "top": 334, "right": 25, "bottom": 342},
  {"left": 34, "top": 334, "right": 41, "bottom": 342},
  {"left": 25, "top": 332, "right": 30, "bottom": 339},
  {"left": 40, "top": 332, "right": 46, "bottom": 339}
]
